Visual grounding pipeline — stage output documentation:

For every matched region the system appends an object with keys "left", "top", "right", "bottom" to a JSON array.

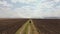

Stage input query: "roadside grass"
[
  {"left": 15, "top": 20, "right": 29, "bottom": 34},
  {"left": 23, "top": 23, "right": 30, "bottom": 34}
]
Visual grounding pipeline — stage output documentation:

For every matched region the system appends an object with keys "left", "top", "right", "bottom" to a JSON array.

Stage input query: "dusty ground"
[
  {"left": 0, "top": 19, "right": 60, "bottom": 34},
  {"left": 15, "top": 20, "right": 39, "bottom": 34},
  {"left": 33, "top": 19, "right": 60, "bottom": 34},
  {"left": 0, "top": 18, "right": 28, "bottom": 34}
]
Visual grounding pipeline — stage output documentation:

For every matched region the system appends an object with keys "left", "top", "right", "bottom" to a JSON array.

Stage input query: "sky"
[{"left": 0, "top": 0, "right": 60, "bottom": 18}]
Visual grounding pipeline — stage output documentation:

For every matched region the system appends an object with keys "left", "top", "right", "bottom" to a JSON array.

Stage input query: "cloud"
[
  {"left": 0, "top": 0, "right": 13, "bottom": 7},
  {"left": 0, "top": 6, "right": 21, "bottom": 18},
  {"left": 0, "top": 0, "right": 21, "bottom": 18},
  {"left": 34, "top": 0, "right": 60, "bottom": 18},
  {"left": 53, "top": 0, "right": 60, "bottom": 2},
  {"left": 0, "top": 0, "right": 60, "bottom": 18},
  {"left": 11, "top": 0, "right": 37, "bottom": 4},
  {"left": 14, "top": 6, "right": 36, "bottom": 18}
]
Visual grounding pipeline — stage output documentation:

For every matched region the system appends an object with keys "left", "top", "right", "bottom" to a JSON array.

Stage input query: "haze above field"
[{"left": 0, "top": 0, "right": 60, "bottom": 18}]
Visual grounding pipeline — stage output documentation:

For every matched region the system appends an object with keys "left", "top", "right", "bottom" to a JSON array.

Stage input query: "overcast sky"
[{"left": 0, "top": 0, "right": 60, "bottom": 18}]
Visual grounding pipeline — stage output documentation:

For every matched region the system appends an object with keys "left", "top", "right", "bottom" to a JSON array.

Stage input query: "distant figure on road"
[{"left": 29, "top": 21, "right": 31, "bottom": 23}]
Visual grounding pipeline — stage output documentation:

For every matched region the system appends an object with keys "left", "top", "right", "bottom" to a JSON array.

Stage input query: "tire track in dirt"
[
  {"left": 15, "top": 20, "right": 29, "bottom": 34},
  {"left": 15, "top": 19, "right": 40, "bottom": 34},
  {"left": 30, "top": 20, "right": 39, "bottom": 34}
]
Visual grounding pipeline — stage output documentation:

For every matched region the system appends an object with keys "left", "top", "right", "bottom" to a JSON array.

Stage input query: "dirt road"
[{"left": 15, "top": 20, "right": 39, "bottom": 34}]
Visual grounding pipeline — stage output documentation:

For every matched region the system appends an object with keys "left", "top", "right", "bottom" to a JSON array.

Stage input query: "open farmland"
[
  {"left": 0, "top": 19, "right": 28, "bottom": 34},
  {"left": 33, "top": 19, "right": 60, "bottom": 34},
  {"left": 0, "top": 19, "right": 60, "bottom": 34}
]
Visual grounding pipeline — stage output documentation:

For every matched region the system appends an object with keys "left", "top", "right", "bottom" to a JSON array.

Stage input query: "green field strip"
[
  {"left": 30, "top": 23, "right": 34, "bottom": 34},
  {"left": 27, "top": 23, "right": 33, "bottom": 34},
  {"left": 23, "top": 23, "right": 29, "bottom": 34},
  {"left": 15, "top": 20, "right": 30, "bottom": 34}
]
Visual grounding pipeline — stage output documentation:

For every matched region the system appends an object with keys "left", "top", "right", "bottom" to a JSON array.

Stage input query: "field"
[
  {"left": 0, "top": 19, "right": 60, "bottom": 34},
  {"left": 33, "top": 19, "right": 60, "bottom": 34},
  {"left": 0, "top": 19, "right": 28, "bottom": 34}
]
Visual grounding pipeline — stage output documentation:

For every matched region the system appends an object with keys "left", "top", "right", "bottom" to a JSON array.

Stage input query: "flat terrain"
[
  {"left": 33, "top": 19, "right": 60, "bottom": 34},
  {"left": 0, "top": 19, "right": 60, "bottom": 34},
  {"left": 0, "top": 18, "right": 28, "bottom": 34},
  {"left": 15, "top": 20, "right": 39, "bottom": 34}
]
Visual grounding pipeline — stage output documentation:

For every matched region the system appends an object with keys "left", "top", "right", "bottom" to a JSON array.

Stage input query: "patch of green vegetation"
[
  {"left": 23, "top": 23, "right": 30, "bottom": 34},
  {"left": 15, "top": 20, "right": 30, "bottom": 34}
]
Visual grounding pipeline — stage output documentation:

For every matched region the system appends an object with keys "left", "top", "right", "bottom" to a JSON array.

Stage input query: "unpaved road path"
[{"left": 15, "top": 20, "right": 39, "bottom": 34}]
